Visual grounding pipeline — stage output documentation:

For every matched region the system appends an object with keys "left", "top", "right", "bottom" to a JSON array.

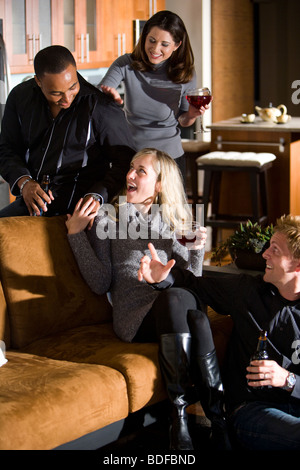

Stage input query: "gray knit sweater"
[
  {"left": 68, "top": 203, "right": 204, "bottom": 342},
  {"left": 100, "top": 54, "right": 197, "bottom": 158}
]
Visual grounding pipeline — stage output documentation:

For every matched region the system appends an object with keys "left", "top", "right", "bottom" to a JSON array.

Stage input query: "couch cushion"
[
  {"left": 23, "top": 323, "right": 167, "bottom": 413},
  {"left": 197, "top": 151, "right": 276, "bottom": 167},
  {"left": 0, "top": 351, "right": 129, "bottom": 450},
  {"left": 0, "top": 216, "right": 112, "bottom": 348}
]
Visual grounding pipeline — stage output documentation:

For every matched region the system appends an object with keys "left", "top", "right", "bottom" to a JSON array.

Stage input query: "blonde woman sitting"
[{"left": 66, "top": 148, "right": 227, "bottom": 451}]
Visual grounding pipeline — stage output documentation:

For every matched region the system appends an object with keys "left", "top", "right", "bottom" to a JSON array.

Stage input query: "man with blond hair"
[{"left": 138, "top": 215, "right": 300, "bottom": 450}]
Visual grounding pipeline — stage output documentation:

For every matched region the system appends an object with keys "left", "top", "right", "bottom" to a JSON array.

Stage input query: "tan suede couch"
[{"left": 0, "top": 216, "right": 232, "bottom": 450}]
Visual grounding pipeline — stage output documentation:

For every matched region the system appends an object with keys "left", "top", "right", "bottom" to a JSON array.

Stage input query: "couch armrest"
[{"left": 208, "top": 308, "right": 233, "bottom": 367}]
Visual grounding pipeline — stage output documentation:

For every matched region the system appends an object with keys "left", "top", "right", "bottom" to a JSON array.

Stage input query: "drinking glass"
[
  {"left": 186, "top": 87, "right": 212, "bottom": 133},
  {"left": 175, "top": 221, "right": 205, "bottom": 250}
]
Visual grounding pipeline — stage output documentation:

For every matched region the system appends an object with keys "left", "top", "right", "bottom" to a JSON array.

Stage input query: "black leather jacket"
[{"left": 0, "top": 73, "right": 135, "bottom": 214}]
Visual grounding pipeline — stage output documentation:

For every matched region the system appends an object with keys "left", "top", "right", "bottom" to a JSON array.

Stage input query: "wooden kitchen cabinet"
[
  {"left": 98, "top": 0, "right": 165, "bottom": 65},
  {"left": 0, "top": 0, "right": 165, "bottom": 73},
  {"left": 0, "top": 0, "right": 104, "bottom": 71},
  {"left": 66, "top": 0, "right": 103, "bottom": 67},
  {"left": 0, "top": 0, "right": 55, "bottom": 73}
]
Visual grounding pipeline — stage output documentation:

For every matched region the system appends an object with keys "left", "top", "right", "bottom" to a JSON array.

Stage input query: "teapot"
[{"left": 255, "top": 103, "right": 287, "bottom": 123}]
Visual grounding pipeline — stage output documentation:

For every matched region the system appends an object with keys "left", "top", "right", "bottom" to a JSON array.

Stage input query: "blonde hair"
[
  {"left": 114, "top": 148, "right": 193, "bottom": 230},
  {"left": 274, "top": 214, "right": 300, "bottom": 259}
]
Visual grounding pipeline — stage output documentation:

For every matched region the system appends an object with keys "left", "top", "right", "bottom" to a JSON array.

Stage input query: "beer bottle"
[
  {"left": 40, "top": 174, "right": 50, "bottom": 216},
  {"left": 252, "top": 330, "right": 269, "bottom": 361},
  {"left": 248, "top": 330, "right": 269, "bottom": 388}
]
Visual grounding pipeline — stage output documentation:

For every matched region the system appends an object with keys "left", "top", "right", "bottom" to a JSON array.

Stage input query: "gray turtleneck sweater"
[
  {"left": 68, "top": 203, "right": 204, "bottom": 342},
  {"left": 100, "top": 54, "right": 197, "bottom": 158}
]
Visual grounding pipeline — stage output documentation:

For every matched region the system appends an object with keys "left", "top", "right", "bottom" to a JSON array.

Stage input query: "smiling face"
[
  {"left": 126, "top": 153, "right": 161, "bottom": 210},
  {"left": 262, "top": 232, "right": 300, "bottom": 290},
  {"left": 144, "top": 26, "right": 181, "bottom": 65},
  {"left": 35, "top": 63, "right": 80, "bottom": 115}
]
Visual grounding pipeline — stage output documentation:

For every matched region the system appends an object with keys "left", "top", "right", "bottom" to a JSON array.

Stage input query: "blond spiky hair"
[{"left": 274, "top": 214, "right": 300, "bottom": 259}]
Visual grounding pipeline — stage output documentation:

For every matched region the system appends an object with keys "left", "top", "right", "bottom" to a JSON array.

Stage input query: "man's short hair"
[
  {"left": 275, "top": 214, "right": 300, "bottom": 259},
  {"left": 34, "top": 45, "right": 76, "bottom": 79}
]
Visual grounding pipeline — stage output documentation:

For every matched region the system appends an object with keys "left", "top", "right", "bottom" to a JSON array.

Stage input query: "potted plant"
[{"left": 211, "top": 220, "right": 274, "bottom": 271}]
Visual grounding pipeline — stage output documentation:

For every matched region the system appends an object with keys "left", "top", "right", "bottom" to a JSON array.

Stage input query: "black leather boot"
[
  {"left": 195, "top": 349, "right": 231, "bottom": 450},
  {"left": 159, "top": 333, "right": 194, "bottom": 451},
  {"left": 187, "top": 309, "right": 231, "bottom": 450}
]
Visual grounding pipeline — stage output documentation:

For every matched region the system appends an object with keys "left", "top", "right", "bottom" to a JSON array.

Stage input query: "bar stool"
[
  {"left": 182, "top": 139, "right": 210, "bottom": 211},
  {"left": 196, "top": 151, "right": 276, "bottom": 246}
]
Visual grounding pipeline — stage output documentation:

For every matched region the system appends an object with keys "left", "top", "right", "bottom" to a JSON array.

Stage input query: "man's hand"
[
  {"left": 246, "top": 360, "right": 290, "bottom": 388},
  {"left": 19, "top": 177, "right": 53, "bottom": 216},
  {"left": 138, "top": 243, "right": 175, "bottom": 283}
]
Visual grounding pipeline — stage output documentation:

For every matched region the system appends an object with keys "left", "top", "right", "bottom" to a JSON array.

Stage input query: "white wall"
[
  {"left": 165, "top": 0, "right": 211, "bottom": 87},
  {"left": 165, "top": 0, "right": 211, "bottom": 132}
]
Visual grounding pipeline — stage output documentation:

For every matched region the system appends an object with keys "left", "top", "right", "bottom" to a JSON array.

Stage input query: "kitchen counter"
[
  {"left": 209, "top": 116, "right": 300, "bottom": 133},
  {"left": 207, "top": 116, "right": 300, "bottom": 224}
]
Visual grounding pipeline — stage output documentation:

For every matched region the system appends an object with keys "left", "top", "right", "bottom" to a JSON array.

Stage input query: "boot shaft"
[{"left": 159, "top": 333, "right": 192, "bottom": 399}]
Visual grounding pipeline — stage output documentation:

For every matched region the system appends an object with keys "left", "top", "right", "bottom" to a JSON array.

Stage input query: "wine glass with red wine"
[
  {"left": 175, "top": 222, "right": 205, "bottom": 266},
  {"left": 186, "top": 87, "right": 212, "bottom": 133}
]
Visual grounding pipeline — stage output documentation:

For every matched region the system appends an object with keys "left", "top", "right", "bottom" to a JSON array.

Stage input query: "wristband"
[
  {"left": 19, "top": 177, "right": 32, "bottom": 196},
  {"left": 85, "top": 193, "right": 103, "bottom": 206}
]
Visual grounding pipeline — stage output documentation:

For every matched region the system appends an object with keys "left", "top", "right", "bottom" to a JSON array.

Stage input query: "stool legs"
[
  {"left": 250, "top": 172, "right": 260, "bottom": 221},
  {"left": 203, "top": 170, "right": 222, "bottom": 247},
  {"left": 259, "top": 171, "right": 268, "bottom": 219},
  {"left": 203, "top": 169, "right": 212, "bottom": 225},
  {"left": 200, "top": 163, "right": 271, "bottom": 248}
]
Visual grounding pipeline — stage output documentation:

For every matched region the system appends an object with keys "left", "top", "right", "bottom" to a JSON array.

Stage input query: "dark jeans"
[
  {"left": 0, "top": 195, "right": 69, "bottom": 217},
  {"left": 230, "top": 401, "right": 300, "bottom": 450},
  {"left": 0, "top": 197, "right": 30, "bottom": 217}
]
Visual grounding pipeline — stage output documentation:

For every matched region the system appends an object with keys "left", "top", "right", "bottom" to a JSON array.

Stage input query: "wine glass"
[
  {"left": 186, "top": 87, "right": 212, "bottom": 133},
  {"left": 175, "top": 221, "right": 206, "bottom": 266}
]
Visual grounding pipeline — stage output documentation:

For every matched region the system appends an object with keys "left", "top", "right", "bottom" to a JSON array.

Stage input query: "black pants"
[{"left": 134, "top": 288, "right": 215, "bottom": 357}]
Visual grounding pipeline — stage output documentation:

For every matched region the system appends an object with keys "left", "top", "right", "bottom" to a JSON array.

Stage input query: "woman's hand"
[
  {"left": 100, "top": 85, "right": 123, "bottom": 105},
  {"left": 138, "top": 243, "right": 175, "bottom": 284},
  {"left": 65, "top": 197, "right": 98, "bottom": 235},
  {"left": 178, "top": 96, "right": 213, "bottom": 127},
  {"left": 246, "top": 360, "right": 290, "bottom": 388},
  {"left": 189, "top": 226, "right": 207, "bottom": 250}
]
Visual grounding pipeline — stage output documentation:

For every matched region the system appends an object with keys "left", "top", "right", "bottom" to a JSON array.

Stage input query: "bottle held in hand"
[
  {"left": 40, "top": 174, "right": 50, "bottom": 216},
  {"left": 248, "top": 330, "right": 269, "bottom": 389}
]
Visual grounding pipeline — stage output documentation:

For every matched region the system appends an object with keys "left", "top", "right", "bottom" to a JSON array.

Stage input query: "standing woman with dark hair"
[{"left": 100, "top": 10, "right": 210, "bottom": 179}]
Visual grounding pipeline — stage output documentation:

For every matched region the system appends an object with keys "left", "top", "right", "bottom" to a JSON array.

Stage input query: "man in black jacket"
[
  {"left": 138, "top": 214, "right": 300, "bottom": 450},
  {"left": 0, "top": 45, "right": 135, "bottom": 217}
]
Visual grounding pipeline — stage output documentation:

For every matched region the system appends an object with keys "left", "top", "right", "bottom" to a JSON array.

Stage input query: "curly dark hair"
[
  {"left": 131, "top": 10, "right": 194, "bottom": 84},
  {"left": 34, "top": 45, "right": 76, "bottom": 78}
]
